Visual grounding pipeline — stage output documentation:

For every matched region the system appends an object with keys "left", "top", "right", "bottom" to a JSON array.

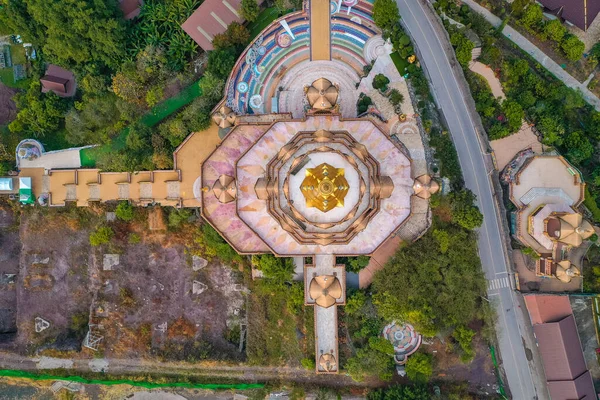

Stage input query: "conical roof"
[
  {"left": 307, "top": 78, "right": 338, "bottom": 110},
  {"left": 413, "top": 175, "right": 440, "bottom": 199},
  {"left": 212, "top": 106, "right": 236, "bottom": 128},
  {"left": 309, "top": 275, "right": 342, "bottom": 308},
  {"left": 556, "top": 213, "right": 595, "bottom": 247},
  {"left": 212, "top": 175, "right": 237, "bottom": 203},
  {"left": 555, "top": 260, "right": 581, "bottom": 283},
  {"left": 319, "top": 353, "right": 337, "bottom": 372}
]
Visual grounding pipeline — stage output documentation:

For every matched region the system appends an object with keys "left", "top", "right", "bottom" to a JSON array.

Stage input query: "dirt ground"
[
  {"left": 0, "top": 205, "right": 19, "bottom": 344},
  {"left": 426, "top": 332, "right": 498, "bottom": 395},
  {"left": 0, "top": 83, "right": 17, "bottom": 125},
  {"left": 15, "top": 209, "right": 97, "bottom": 353},
  {"left": 6, "top": 206, "right": 246, "bottom": 362},
  {"left": 96, "top": 239, "right": 245, "bottom": 361}
]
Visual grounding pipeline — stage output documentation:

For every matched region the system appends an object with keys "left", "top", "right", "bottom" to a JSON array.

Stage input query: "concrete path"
[
  {"left": 396, "top": 1, "right": 549, "bottom": 398},
  {"left": 468, "top": 61, "right": 505, "bottom": 101},
  {"left": 462, "top": 0, "right": 600, "bottom": 111}
]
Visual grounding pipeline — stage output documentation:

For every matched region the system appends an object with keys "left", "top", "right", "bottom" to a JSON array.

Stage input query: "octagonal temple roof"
[{"left": 201, "top": 114, "right": 413, "bottom": 256}]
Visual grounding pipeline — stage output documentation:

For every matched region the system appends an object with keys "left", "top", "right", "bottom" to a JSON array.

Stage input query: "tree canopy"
[
  {"left": 373, "top": 225, "right": 486, "bottom": 336},
  {"left": 373, "top": 0, "right": 400, "bottom": 33}
]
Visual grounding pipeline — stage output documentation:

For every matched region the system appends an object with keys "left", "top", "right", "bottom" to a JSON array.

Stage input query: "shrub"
[
  {"left": 357, "top": 94, "right": 373, "bottom": 114},
  {"left": 388, "top": 89, "right": 404, "bottom": 106},
  {"left": 372, "top": 74, "right": 390, "bottom": 91},
  {"left": 115, "top": 201, "right": 134, "bottom": 221},
  {"left": 167, "top": 207, "right": 192, "bottom": 229},
  {"left": 452, "top": 326, "right": 476, "bottom": 363},
  {"left": 301, "top": 357, "right": 316, "bottom": 370},
  {"left": 128, "top": 233, "right": 141, "bottom": 244},
  {"left": 89, "top": 226, "right": 114, "bottom": 246},
  {"left": 561, "top": 34, "right": 585, "bottom": 62}
]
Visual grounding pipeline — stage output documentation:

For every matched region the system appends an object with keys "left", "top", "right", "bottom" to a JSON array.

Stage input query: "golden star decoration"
[{"left": 300, "top": 163, "right": 349, "bottom": 212}]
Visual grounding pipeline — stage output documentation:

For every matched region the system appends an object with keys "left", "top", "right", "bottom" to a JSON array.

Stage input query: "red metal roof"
[
  {"left": 40, "top": 65, "right": 76, "bottom": 98},
  {"left": 534, "top": 315, "right": 588, "bottom": 381},
  {"left": 181, "top": 0, "right": 244, "bottom": 51},
  {"left": 524, "top": 294, "right": 572, "bottom": 324}
]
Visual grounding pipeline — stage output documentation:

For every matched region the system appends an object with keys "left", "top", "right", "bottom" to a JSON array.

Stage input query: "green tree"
[
  {"left": 65, "top": 94, "right": 121, "bottom": 145},
  {"left": 8, "top": 0, "right": 127, "bottom": 69},
  {"left": 372, "top": 0, "right": 400, "bottom": 32},
  {"left": 450, "top": 31, "right": 474, "bottom": 66},
  {"left": 9, "top": 81, "right": 68, "bottom": 137},
  {"left": 561, "top": 34, "right": 585, "bottom": 62},
  {"left": 511, "top": 0, "right": 532, "bottom": 17},
  {"left": 450, "top": 189, "right": 483, "bottom": 230},
  {"left": 373, "top": 226, "right": 485, "bottom": 334},
  {"left": 345, "top": 342, "right": 395, "bottom": 381},
  {"left": 501, "top": 99, "right": 524, "bottom": 133},
  {"left": 405, "top": 353, "right": 433, "bottom": 383},
  {"left": 89, "top": 226, "right": 114, "bottom": 246},
  {"left": 565, "top": 131, "right": 594, "bottom": 164},
  {"left": 240, "top": 0, "right": 260, "bottom": 22},
  {"left": 115, "top": 201, "right": 134, "bottom": 221},
  {"left": 519, "top": 4, "right": 543, "bottom": 30},
  {"left": 207, "top": 47, "right": 237, "bottom": 79},
  {"left": 543, "top": 19, "right": 566, "bottom": 42},
  {"left": 212, "top": 22, "right": 250, "bottom": 50},
  {"left": 367, "top": 385, "right": 429, "bottom": 400}
]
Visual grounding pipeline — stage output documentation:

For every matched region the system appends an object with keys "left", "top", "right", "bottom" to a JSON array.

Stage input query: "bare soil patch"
[{"left": 0, "top": 83, "right": 17, "bottom": 125}]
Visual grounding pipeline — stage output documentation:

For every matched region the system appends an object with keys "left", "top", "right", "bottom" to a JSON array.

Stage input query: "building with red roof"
[
  {"left": 40, "top": 65, "right": 76, "bottom": 98},
  {"left": 181, "top": 0, "right": 245, "bottom": 51},
  {"left": 524, "top": 295, "right": 596, "bottom": 400}
]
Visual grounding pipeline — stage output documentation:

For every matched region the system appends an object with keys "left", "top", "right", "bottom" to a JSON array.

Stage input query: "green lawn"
[
  {"left": 79, "top": 79, "right": 203, "bottom": 167},
  {"left": 390, "top": 51, "right": 409, "bottom": 75}
]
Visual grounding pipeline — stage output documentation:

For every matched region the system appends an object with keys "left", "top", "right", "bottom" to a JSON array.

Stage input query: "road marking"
[{"left": 488, "top": 277, "right": 510, "bottom": 291}]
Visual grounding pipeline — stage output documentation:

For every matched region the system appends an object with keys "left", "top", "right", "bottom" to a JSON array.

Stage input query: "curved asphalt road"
[{"left": 395, "top": 1, "right": 547, "bottom": 398}]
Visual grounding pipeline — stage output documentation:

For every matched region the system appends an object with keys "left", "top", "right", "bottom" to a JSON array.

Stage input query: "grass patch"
[
  {"left": 390, "top": 51, "right": 409, "bottom": 75},
  {"left": 247, "top": 7, "right": 280, "bottom": 39},
  {"left": 9, "top": 44, "right": 27, "bottom": 65},
  {"left": 0, "top": 67, "right": 31, "bottom": 89},
  {"left": 246, "top": 288, "right": 302, "bottom": 364},
  {"left": 79, "top": 79, "right": 203, "bottom": 167}
]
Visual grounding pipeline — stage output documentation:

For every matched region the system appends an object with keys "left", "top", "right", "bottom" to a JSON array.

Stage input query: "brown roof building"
[
  {"left": 181, "top": 0, "right": 244, "bottom": 51},
  {"left": 119, "top": 0, "right": 143, "bottom": 20},
  {"left": 537, "top": 0, "right": 600, "bottom": 31},
  {"left": 525, "top": 295, "right": 597, "bottom": 400},
  {"left": 40, "top": 65, "right": 76, "bottom": 98}
]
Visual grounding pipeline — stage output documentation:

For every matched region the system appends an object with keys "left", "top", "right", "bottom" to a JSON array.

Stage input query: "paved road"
[
  {"left": 462, "top": 0, "right": 600, "bottom": 111},
  {"left": 395, "top": 1, "right": 548, "bottom": 398}
]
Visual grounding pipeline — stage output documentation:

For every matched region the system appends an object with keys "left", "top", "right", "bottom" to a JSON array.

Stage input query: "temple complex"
[
  {"left": 508, "top": 154, "right": 596, "bottom": 283},
  {"left": 12, "top": 0, "right": 435, "bottom": 373}
]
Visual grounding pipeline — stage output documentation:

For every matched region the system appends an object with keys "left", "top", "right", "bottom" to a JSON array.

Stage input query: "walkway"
[
  {"left": 310, "top": 0, "right": 331, "bottom": 60},
  {"left": 462, "top": 0, "right": 600, "bottom": 111},
  {"left": 468, "top": 61, "right": 505, "bottom": 101}
]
